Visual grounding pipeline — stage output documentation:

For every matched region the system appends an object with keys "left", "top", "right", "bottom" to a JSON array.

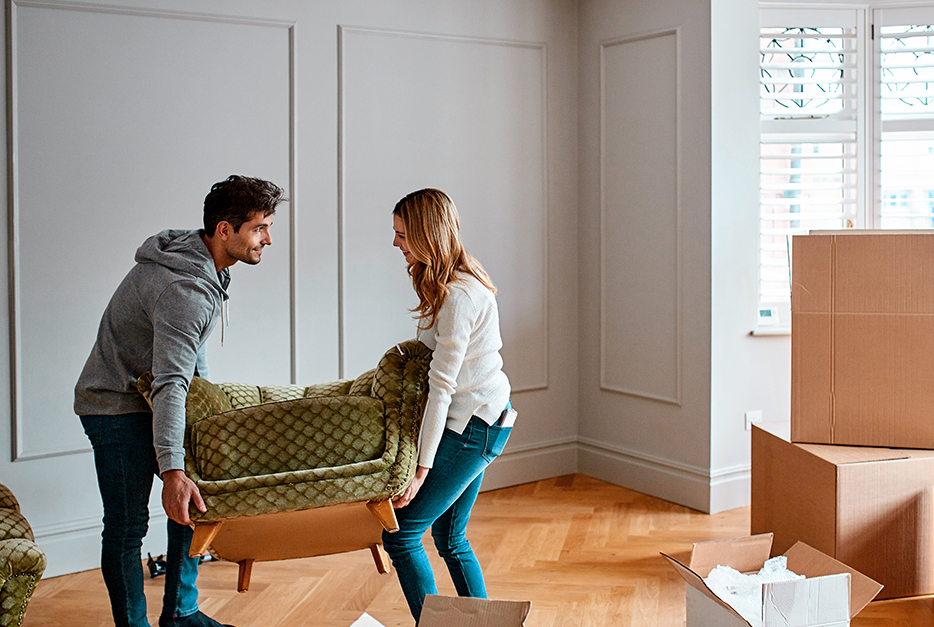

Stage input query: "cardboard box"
[
  {"left": 791, "top": 231, "right": 934, "bottom": 449},
  {"left": 663, "top": 533, "right": 882, "bottom": 627},
  {"left": 352, "top": 596, "right": 531, "bottom": 627},
  {"left": 751, "top": 423, "right": 934, "bottom": 599}
]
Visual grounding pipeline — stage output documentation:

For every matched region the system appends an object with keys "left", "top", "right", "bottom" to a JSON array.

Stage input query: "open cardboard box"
[
  {"left": 662, "top": 533, "right": 882, "bottom": 627},
  {"left": 352, "top": 595, "right": 531, "bottom": 627}
]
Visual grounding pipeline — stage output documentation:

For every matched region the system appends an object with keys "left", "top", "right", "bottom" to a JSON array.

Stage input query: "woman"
[{"left": 385, "top": 188, "right": 515, "bottom": 622}]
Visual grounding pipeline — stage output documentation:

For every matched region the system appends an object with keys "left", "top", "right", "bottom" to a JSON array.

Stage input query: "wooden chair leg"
[
  {"left": 370, "top": 543, "right": 391, "bottom": 574},
  {"left": 367, "top": 499, "right": 399, "bottom": 532},
  {"left": 237, "top": 559, "right": 254, "bottom": 593},
  {"left": 188, "top": 522, "right": 223, "bottom": 558}
]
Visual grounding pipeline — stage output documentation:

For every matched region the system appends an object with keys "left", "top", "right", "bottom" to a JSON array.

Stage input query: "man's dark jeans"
[{"left": 81, "top": 413, "right": 201, "bottom": 627}]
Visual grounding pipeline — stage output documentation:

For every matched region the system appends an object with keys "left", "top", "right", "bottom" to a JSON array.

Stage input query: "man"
[{"left": 75, "top": 175, "right": 285, "bottom": 627}]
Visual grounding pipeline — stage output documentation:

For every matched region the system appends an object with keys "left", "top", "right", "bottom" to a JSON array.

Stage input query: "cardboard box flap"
[
  {"left": 419, "top": 595, "right": 531, "bottom": 627},
  {"left": 762, "top": 574, "right": 851, "bottom": 627},
  {"left": 762, "top": 418, "right": 917, "bottom": 465},
  {"left": 688, "top": 533, "right": 774, "bottom": 577},
  {"left": 797, "top": 443, "right": 909, "bottom": 465},
  {"left": 661, "top": 553, "right": 751, "bottom": 625},
  {"left": 784, "top": 542, "right": 883, "bottom": 617}
]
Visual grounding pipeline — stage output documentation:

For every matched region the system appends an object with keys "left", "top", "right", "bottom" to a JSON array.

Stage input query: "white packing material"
[{"left": 704, "top": 556, "right": 805, "bottom": 625}]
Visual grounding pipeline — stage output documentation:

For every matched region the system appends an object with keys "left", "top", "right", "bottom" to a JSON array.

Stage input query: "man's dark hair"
[{"left": 203, "top": 175, "right": 286, "bottom": 235}]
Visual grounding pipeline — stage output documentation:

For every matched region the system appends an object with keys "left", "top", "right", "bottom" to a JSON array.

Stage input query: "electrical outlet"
[{"left": 745, "top": 410, "right": 763, "bottom": 431}]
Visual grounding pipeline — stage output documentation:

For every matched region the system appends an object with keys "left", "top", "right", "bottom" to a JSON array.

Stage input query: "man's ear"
[{"left": 215, "top": 220, "right": 233, "bottom": 241}]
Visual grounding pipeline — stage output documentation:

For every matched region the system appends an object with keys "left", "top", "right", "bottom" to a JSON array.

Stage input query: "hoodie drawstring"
[
  {"left": 221, "top": 298, "right": 229, "bottom": 347},
  {"left": 217, "top": 268, "right": 231, "bottom": 347}
]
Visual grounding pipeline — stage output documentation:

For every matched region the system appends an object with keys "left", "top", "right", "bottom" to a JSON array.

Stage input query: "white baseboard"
[
  {"left": 708, "top": 464, "right": 751, "bottom": 514},
  {"left": 480, "top": 436, "right": 579, "bottom": 492},
  {"left": 35, "top": 438, "right": 748, "bottom": 578},
  {"left": 577, "top": 437, "right": 751, "bottom": 515},
  {"left": 35, "top": 513, "right": 169, "bottom": 579}
]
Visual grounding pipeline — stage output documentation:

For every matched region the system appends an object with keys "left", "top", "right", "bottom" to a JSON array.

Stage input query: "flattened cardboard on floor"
[
  {"left": 791, "top": 231, "right": 934, "bottom": 449},
  {"left": 419, "top": 596, "right": 531, "bottom": 627},
  {"left": 662, "top": 533, "right": 881, "bottom": 627},
  {"left": 353, "top": 596, "right": 531, "bottom": 627},
  {"left": 751, "top": 423, "right": 934, "bottom": 599}
]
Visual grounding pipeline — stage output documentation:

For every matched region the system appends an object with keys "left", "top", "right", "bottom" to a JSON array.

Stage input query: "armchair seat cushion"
[{"left": 192, "top": 395, "right": 387, "bottom": 481}]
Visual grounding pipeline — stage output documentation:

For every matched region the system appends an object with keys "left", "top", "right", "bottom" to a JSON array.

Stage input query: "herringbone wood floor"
[{"left": 22, "top": 474, "right": 934, "bottom": 626}]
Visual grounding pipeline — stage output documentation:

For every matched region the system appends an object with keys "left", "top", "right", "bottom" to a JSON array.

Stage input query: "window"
[
  {"left": 878, "top": 18, "right": 934, "bottom": 229},
  {"left": 759, "top": 10, "right": 861, "bottom": 319},
  {"left": 758, "top": 5, "right": 934, "bottom": 323}
]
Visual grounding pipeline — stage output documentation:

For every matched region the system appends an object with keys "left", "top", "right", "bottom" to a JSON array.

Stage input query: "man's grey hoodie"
[{"left": 75, "top": 229, "right": 229, "bottom": 474}]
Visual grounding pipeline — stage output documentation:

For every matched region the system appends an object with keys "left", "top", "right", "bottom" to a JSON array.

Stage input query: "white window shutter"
[{"left": 758, "top": 12, "right": 862, "bottom": 305}]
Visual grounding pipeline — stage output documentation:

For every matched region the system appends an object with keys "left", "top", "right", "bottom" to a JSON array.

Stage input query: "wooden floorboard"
[{"left": 20, "top": 474, "right": 933, "bottom": 626}]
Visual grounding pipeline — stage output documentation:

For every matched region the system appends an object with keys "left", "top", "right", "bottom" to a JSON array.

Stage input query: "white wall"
[
  {"left": 577, "top": 0, "right": 716, "bottom": 512},
  {"left": 0, "top": 0, "right": 580, "bottom": 577},
  {"left": 0, "top": 0, "right": 795, "bottom": 581},
  {"left": 575, "top": 0, "right": 789, "bottom": 515},
  {"left": 709, "top": 0, "right": 791, "bottom": 514}
]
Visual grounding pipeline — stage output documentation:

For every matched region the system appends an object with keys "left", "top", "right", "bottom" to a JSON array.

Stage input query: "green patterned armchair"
[
  {"left": 138, "top": 339, "right": 431, "bottom": 591},
  {"left": 0, "top": 483, "right": 46, "bottom": 627}
]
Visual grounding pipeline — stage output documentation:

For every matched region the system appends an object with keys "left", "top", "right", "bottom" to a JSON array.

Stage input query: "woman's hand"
[{"left": 393, "top": 465, "right": 430, "bottom": 509}]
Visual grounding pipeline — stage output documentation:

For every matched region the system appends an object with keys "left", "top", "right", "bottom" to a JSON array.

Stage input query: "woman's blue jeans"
[
  {"left": 81, "top": 413, "right": 202, "bottom": 627},
  {"left": 382, "top": 415, "right": 512, "bottom": 622}
]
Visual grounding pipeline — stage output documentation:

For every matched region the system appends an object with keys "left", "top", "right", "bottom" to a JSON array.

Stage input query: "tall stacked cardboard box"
[{"left": 751, "top": 232, "right": 934, "bottom": 600}]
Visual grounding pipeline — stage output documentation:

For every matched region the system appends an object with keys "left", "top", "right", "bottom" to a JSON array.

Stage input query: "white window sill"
[{"left": 750, "top": 326, "right": 790, "bottom": 337}]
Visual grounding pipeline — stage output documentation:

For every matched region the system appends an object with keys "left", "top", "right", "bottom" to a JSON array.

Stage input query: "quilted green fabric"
[
  {"left": 304, "top": 379, "right": 353, "bottom": 398},
  {"left": 135, "top": 373, "right": 233, "bottom": 424},
  {"left": 192, "top": 396, "right": 386, "bottom": 481},
  {"left": 259, "top": 385, "right": 305, "bottom": 403},
  {"left": 349, "top": 368, "right": 376, "bottom": 396},
  {"left": 216, "top": 382, "right": 261, "bottom": 409},
  {"left": 371, "top": 343, "right": 431, "bottom": 494},
  {"left": 0, "top": 512, "right": 30, "bottom": 546},
  {"left": 0, "top": 484, "right": 45, "bottom": 627},
  {"left": 0, "top": 488, "right": 18, "bottom": 519},
  {"left": 142, "top": 340, "right": 432, "bottom": 523}
]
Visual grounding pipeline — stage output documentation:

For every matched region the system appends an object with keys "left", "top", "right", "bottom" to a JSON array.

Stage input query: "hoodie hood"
[
  {"left": 135, "top": 229, "right": 227, "bottom": 295},
  {"left": 75, "top": 227, "right": 234, "bottom": 473}
]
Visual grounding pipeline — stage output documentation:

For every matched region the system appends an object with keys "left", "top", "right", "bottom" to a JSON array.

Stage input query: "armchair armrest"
[
  {"left": 0, "top": 538, "right": 46, "bottom": 581},
  {"left": 136, "top": 372, "right": 233, "bottom": 427},
  {"left": 0, "top": 484, "right": 19, "bottom": 512}
]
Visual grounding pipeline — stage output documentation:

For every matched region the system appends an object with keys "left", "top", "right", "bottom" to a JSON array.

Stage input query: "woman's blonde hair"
[{"left": 393, "top": 188, "right": 496, "bottom": 329}]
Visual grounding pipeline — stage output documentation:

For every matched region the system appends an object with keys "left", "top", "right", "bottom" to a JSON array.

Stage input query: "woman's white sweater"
[{"left": 415, "top": 273, "right": 511, "bottom": 468}]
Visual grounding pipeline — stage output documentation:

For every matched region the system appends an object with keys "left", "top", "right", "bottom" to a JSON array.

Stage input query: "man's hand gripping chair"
[{"left": 138, "top": 340, "right": 430, "bottom": 592}]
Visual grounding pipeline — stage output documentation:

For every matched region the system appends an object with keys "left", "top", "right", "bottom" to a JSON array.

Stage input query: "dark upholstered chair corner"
[{"left": 0, "top": 483, "right": 46, "bottom": 627}]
